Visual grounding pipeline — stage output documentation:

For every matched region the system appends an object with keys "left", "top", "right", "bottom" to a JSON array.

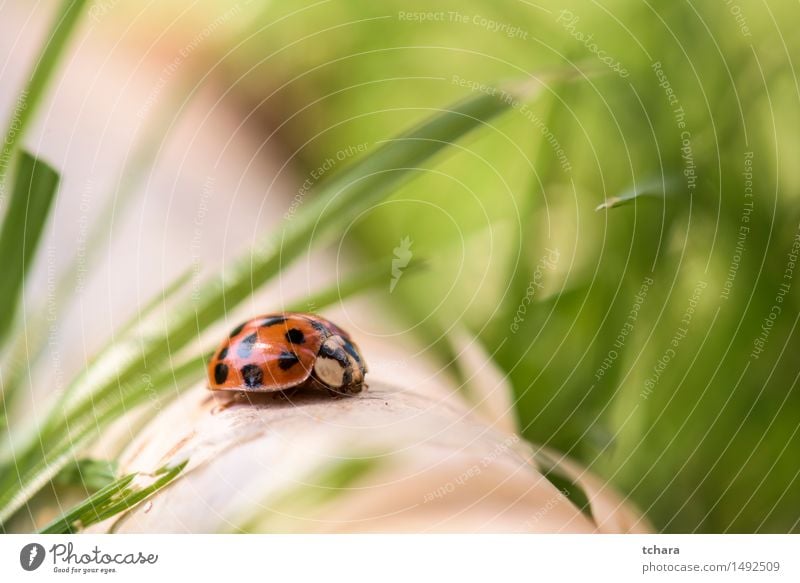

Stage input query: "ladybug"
[{"left": 207, "top": 313, "right": 367, "bottom": 396}]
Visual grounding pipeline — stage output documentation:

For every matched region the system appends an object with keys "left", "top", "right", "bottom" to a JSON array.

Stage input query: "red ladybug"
[{"left": 207, "top": 313, "right": 367, "bottom": 395}]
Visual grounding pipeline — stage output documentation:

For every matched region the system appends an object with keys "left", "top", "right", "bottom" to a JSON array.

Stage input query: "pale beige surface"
[{"left": 90, "top": 380, "right": 648, "bottom": 533}]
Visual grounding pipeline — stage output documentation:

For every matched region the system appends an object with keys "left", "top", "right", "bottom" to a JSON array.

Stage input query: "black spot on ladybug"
[
  {"left": 214, "top": 362, "right": 229, "bottom": 384},
  {"left": 229, "top": 322, "right": 246, "bottom": 338},
  {"left": 260, "top": 316, "right": 287, "bottom": 328},
  {"left": 320, "top": 343, "right": 348, "bottom": 368},
  {"left": 217, "top": 345, "right": 229, "bottom": 360},
  {"left": 237, "top": 332, "right": 258, "bottom": 358},
  {"left": 241, "top": 364, "right": 263, "bottom": 388},
  {"left": 342, "top": 340, "right": 361, "bottom": 363},
  {"left": 285, "top": 328, "right": 305, "bottom": 344},
  {"left": 278, "top": 350, "right": 300, "bottom": 370}
]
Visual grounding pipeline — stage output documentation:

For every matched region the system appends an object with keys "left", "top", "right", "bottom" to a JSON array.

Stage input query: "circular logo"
[{"left": 19, "top": 543, "right": 46, "bottom": 571}]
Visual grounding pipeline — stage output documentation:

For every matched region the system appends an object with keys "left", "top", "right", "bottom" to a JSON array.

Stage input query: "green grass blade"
[
  {"left": 39, "top": 461, "right": 186, "bottom": 534},
  {"left": 0, "top": 152, "right": 59, "bottom": 348},
  {"left": 595, "top": 176, "right": 681, "bottom": 211},
  {"left": 534, "top": 451, "right": 594, "bottom": 522},
  {"left": 38, "top": 474, "right": 135, "bottom": 534},
  {"left": 0, "top": 0, "right": 88, "bottom": 192},
  {"left": 53, "top": 458, "right": 118, "bottom": 492}
]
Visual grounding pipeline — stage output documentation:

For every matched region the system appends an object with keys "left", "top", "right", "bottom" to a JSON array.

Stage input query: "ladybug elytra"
[{"left": 207, "top": 313, "right": 367, "bottom": 396}]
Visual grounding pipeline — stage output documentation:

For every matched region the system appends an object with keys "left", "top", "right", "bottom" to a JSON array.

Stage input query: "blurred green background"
[{"left": 122, "top": 0, "right": 800, "bottom": 532}]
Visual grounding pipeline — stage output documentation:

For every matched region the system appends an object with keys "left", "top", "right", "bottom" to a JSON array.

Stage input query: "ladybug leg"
[
  {"left": 326, "top": 386, "right": 345, "bottom": 399},
  {"left": 333, "top": 382, "right": 363, "bottom": 397}
]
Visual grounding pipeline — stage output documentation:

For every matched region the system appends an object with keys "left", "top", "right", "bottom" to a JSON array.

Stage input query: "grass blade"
[
  {"left": 39, "top": 461, "right": 186, "bottom": 534},
  {"left": 595, "top": 176, "right": 681, "bottom": 211},
  {"left": 53, "top": 458, "right": 118, "bottom": 492},
  {"left": 0, "top": 152, "right": 59, "bottom": 348}
]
